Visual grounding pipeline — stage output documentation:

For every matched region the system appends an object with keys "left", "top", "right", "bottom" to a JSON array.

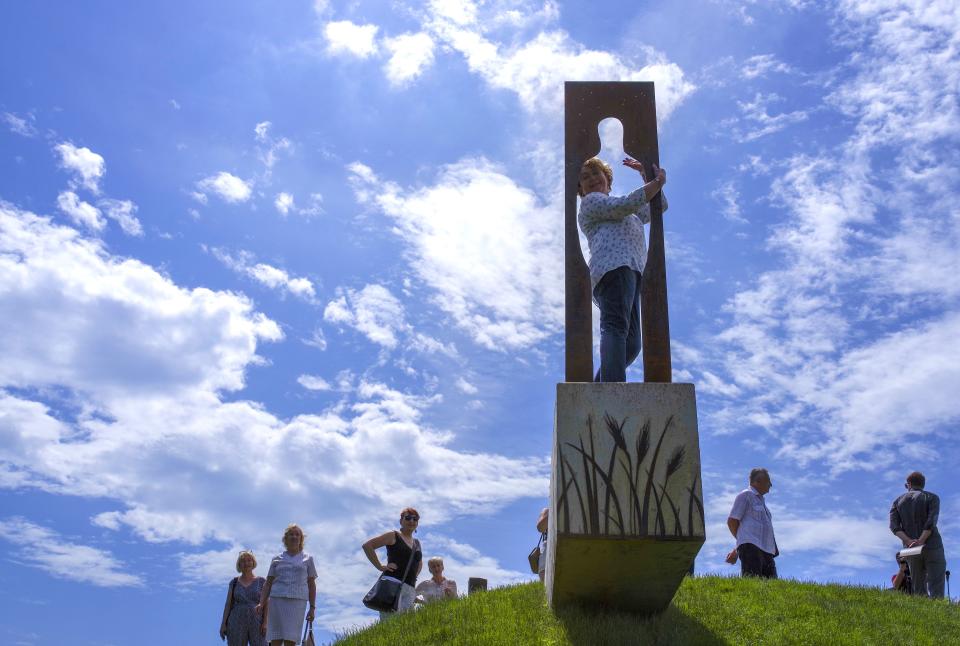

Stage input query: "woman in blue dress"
[{"left": 220, "top": 550, "right": 266, "bottom": 646}]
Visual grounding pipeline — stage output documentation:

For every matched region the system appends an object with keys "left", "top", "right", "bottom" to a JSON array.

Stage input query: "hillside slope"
[{"left": 333, "top": 576, "right": 958, "bottom": 645}]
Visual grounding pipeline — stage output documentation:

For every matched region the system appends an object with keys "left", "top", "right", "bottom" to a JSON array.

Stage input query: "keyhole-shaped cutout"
[
  {"left": 578, "top": 117, "right": 649, "bottom": 360},
  {"left": 579, "top": 117, "right": 644, "bottom": 262}
]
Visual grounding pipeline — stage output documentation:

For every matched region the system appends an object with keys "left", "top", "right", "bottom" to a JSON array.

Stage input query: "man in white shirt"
[{"left": 726, "top": 468, "right": 779, "bottom": 578}]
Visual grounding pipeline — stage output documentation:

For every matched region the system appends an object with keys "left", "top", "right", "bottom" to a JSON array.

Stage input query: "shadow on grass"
[{"left": 555, "top": 602, "right": 725, "bottom": 646}]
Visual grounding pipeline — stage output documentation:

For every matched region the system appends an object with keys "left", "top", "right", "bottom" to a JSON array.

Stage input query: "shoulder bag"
[
  {"left": 528, "top": 533, "right": 546, "bottom": 574},
  {"left": 362, "top": 537, "right": 421, "bottom": 612}
]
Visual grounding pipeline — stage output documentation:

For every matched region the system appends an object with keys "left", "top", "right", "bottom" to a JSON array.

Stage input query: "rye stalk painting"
[{"left": 557, "top": 413, "right": 704, "bottom": 537}]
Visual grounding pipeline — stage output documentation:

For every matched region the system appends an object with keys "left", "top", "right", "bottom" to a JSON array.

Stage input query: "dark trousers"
[
  {"left": 908, "top": 546, "right": 947, "bottom": 598},
  {"left": 594, "top": 267, "right": 642, "bottom": 382},
  {"left": 738, "top": 543, "right": 777, "bottom": 579}
]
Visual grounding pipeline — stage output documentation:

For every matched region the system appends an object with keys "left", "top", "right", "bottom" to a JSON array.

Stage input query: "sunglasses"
[{"left": 403, "top": 515, "right": 420, "bottom": 522}]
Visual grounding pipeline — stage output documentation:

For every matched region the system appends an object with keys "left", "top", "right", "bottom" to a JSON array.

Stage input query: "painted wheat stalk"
[{"left": 557, "top": 412, "right": 702, "bottom": 538}]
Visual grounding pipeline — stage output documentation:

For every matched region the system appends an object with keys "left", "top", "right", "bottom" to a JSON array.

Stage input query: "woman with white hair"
[
  {"left": 415, "top": 557, "right": 457, "bottom": 603},
  {"left": 256, "top": 524, "right": 317, "bottom": 646}
]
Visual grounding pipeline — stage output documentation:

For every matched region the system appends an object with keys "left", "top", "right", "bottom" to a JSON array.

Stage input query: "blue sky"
[{"left": 1, "top": 0, "right": 958, "bottom": 643}]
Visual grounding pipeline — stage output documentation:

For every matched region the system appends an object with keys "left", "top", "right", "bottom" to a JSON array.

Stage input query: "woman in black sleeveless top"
[{"left": 362, "top": 507, "right": 422, "bottom": 618}]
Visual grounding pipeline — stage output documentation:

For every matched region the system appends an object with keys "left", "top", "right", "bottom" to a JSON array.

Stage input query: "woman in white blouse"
[
  {"left": 415, "top": 557, "right": 457, "bottom": 603},
  {"left": 577, "top": 157, "right": 667, "bottom": 382},
  {"left": 256, "top": 524, "right": 317, "bottom": 646}
]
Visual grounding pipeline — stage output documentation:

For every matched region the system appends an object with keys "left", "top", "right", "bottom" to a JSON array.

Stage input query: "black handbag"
[
  {"left": 363, "top": 538, "right": 420, "bottom": 612},
  {"left": 528, "top": 533, "right": 546, "bottom": 574}
]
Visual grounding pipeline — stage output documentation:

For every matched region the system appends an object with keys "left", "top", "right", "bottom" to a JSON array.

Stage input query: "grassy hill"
[{"left": 332, "top": 576, "right": 958, "bottom": 645}]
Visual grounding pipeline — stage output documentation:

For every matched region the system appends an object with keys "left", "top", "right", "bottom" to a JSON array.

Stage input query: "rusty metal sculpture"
[
  {"left": 551, "top": 85, "right": 701, "bottom": 614},
  {"left": 564, "top": 81, "right": 671, "bottom": 383}
]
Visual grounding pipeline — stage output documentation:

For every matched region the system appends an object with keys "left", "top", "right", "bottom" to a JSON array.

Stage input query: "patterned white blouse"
[
  {"left": 266, "top": 551, "right": 317, "bottom": 599},
  {"left": 577, "top": 188, "right": 668, "bottom": 294}
]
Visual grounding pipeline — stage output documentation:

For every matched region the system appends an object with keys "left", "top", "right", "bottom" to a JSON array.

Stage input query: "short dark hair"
[
  {"left": 906, "top": 471, "right": 925, "bottom": 489},
  {"left": 749, "top": 468, "right": 769, "bottom": 484}
]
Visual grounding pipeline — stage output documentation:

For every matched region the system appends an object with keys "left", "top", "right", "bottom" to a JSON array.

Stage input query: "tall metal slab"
[
  {"left": 564, "top": 81, "right": 671, "bottom": 383},
  {"left": 552, "top": 82, "right": 701, "bottom": 615}
]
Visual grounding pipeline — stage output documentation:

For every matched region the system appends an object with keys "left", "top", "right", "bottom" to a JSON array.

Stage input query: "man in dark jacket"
[{"left": 889, "top": 471, "right": 947, "bottom": 598}]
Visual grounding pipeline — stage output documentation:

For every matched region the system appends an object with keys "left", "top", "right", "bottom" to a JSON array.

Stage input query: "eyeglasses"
[{"left": 403, "top": 515, "right": 420, "bottom": 522}]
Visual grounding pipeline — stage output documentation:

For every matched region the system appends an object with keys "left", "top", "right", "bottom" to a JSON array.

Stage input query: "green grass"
[{"left": 331, "top": 576, "right": 959, "bottom": 645}]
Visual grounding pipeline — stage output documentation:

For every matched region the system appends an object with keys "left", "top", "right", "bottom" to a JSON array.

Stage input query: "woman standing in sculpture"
[{"left": 577, "top": 157, "right": 667, "bottom": 382}]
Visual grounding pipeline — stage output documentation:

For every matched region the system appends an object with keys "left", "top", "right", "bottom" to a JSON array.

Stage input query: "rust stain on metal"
[{"left": 564, "top": 81, "right": 671, "bottom": 383}]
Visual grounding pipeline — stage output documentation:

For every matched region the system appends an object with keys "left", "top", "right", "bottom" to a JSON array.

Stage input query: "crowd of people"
[
  {"left": 217, "top": 157, "right": 949, "bottom": 644},
  {"left": 218, "top": 510, "right": 458, "bottom": 645}
]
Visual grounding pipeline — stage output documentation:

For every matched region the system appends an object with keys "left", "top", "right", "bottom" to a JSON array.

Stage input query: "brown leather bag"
[{"left": 528, "top": 533, "right": 545, "bottom": 574}]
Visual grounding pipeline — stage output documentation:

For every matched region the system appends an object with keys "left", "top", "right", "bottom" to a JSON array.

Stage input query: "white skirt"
[{"left": 267, "top": 597, "right": 308, "bottom": 643}]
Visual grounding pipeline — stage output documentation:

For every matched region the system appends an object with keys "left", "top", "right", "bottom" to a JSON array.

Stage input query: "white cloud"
[
  {"left": 297, "top": 374, "right": 332, "bottom": 391},
  {"left": 741, "top": 54, "right": 793, "bottom": 79},
  {"left": 0, "top": 202, "right": 282, "bottom": 400},
  {"left": 711, "top": 183, "right": 747, "bottom": 224},
  {"left": 302, "top": 327, "right": 328, "bottom": 350},
  {"left": 0, "top": 517, "right": 143, "bottom": 587},
  {"left": 56, "top": 191, "right": 105, "bottom": 231},
  {"left": 0, "top": 198, "right": 547, "bottom": 631},
  {"left": 736, "top": 92, "right": 808, "bottom": 141},
  {"left": 98, "top": 198, "right": 144, "bottom": 236},
  {"left": 299, "top": 192, "right": 324, "bottom": 217},
  {"left": 3, "top": 112, "right": 37, "bottom": 137},
  {"left": 425, "top": 10, "right": 695, "bottom": 120},
  {"left": 169, "top": 99, "right": 181, "bottom": 110},
  {"left": 698, "top": 0, "right": 960, "bottom": 473},
  {"left": 275, "top": 192, "right": 295, "bottom": 215},
  {"left": 428, "top": 0, "right": 479, "bottom": 25},
  {"left": 210, "top": 247, "right": 316, "bottom": 302},
  {"left": 196, "top": 172, "right": 253, "bottom": 203},
  {"left": 324, "top": 284, "right": 407, "bottom": 349},
  {"left": 383, "top": 32, "right": 436, "bottom": 86},
  {"left": 324, "top": 20, "right": 379, "bottom": 59},
  {"left": 455, "top": 377, "right": 478, "bottom": 395},
  {"left": 55, "top": 142, "right": 105, "bottom": 194},
  {"left": 0, "top": 381, "right": 544, "bottom": 623},
  {"left": 347, "top": 158, "right": 563, "bottom": 350},
  {"left": 254, "top": 120, "right": 271, "bottom": 141},
  {"left": 409, "top": 333, "right": 458, "bottom": 358},
  {"left": 254, "top": 122, "right": 292, "bottom": 174}
]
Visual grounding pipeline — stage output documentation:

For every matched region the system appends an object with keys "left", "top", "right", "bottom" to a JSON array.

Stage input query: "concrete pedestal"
[{"left": 546, "top": 382, "right": 704, "bottom": 614}]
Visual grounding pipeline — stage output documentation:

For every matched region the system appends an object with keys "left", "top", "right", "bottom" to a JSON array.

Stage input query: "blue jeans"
[{"left": 594, "top": 266, "right": 642, "bottom": 382}]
